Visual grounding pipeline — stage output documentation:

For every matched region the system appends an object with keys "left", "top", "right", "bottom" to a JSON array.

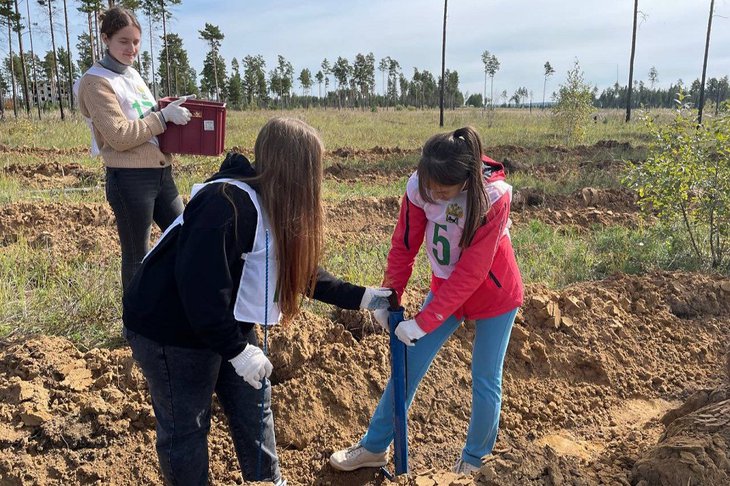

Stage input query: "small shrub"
[
  {"left": 623, "top": 96, "right": 730, "bottom": 269},
  {"left": 552, "top": 60, "right": 594, "bottom": 145}
]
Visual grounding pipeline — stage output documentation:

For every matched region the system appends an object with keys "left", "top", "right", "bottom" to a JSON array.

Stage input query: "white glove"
[
  {"left": 373, "top": 308, "right": 390, "bottom": 332},
  {"left": 360, "top": 287, "right": 393, "bottom": 310},
  {"left": 228, "top": 345, "right": 273, "bottom": 389},
  {"left": 161, "top": 95, "right": 195, "bottom": 125},
  {"left": 395, "top": 319, "right": 426, "bottom": 347}
]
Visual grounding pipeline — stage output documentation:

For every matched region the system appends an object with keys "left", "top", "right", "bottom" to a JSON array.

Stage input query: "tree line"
[{"left": 0, "top": 0, "right": 727, "bottom": 118}]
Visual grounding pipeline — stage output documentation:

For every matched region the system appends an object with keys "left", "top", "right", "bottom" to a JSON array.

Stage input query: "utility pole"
[
  {"left": 697, "top": 0, "right": 715, "bottom": 124},
  {"left": 626, "top": 0, "right": 638, "bottom": 122},
  {"left": 439, "top": 0, "right": 447, "bottom": 127}
]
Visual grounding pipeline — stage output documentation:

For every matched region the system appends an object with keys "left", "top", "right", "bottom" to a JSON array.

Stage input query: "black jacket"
[{"left": 122, "top": 153, "right": 365, "bottom": 360}]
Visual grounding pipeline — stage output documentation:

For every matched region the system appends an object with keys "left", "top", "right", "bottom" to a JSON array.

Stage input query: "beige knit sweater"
[{"left": 77, "top": 74, "right": 172, "bottom": 168}]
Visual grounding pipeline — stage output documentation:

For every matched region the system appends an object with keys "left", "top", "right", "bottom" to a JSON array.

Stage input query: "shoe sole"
[{"left": 329, "top": 457, "right": 387, "bottom": 472}]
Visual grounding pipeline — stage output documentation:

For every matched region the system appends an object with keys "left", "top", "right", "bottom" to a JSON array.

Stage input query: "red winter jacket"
[{"left": 383, "top": 156, "right": 524, "bottom": 333}]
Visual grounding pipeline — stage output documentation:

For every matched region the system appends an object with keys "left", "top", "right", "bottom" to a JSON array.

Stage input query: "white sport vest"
[
  {"left": 148, "top": 178, "right": 282, "bottom": 326},
  {"left": 406, "top": 173, "right": 512, "bottom": 279},
  {"left": 74, "top": 64, "right": 158, "bottom": 156}
]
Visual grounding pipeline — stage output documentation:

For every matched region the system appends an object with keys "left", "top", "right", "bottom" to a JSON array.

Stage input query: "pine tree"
[
  {"left": 228, "top": 57, "right": 243, "bottom": 109},
  {"left": 198, "top": 22, "right": 224, "bottom": 100}
]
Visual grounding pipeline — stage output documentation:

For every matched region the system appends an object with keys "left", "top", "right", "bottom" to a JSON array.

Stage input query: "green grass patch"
[
  {"left": 0, "top": 238, "right": 123, "bottom": 349},
  {"left": 512, "top": 219, "right": 707, "bottom": 287},
  {"left": 2, "top": 108, "right": 655, "bottom": 151}
]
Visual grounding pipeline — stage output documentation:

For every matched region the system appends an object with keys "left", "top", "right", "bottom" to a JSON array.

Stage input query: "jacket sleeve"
[
  {"left": 382, "top": 193, "right": 427, "bottom": 302},
  {"left": 78, "top": 75, "right": 166, "bottom": 152},
  {"left": 175, "top": 186, "right": 257, "bottom": 360},
  {"left": 311, "top": 268, "right": 366, "bottom": 310},
  {"left": 415, "top": 192, "right": 511, "bottom": 333}
]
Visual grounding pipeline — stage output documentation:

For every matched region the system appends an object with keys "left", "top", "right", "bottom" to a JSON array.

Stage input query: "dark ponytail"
[{"left": 418, "top": 126, "right": 488, "bottom": 247}]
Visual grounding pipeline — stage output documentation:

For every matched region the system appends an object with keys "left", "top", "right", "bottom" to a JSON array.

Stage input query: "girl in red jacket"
[{"left": 330, "top": 126, "right": 523, "bottom": 474}]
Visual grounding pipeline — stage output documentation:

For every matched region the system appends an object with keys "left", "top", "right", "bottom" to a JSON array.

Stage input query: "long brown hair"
[
  {"left": 244, "top": 117, "right": 324, "bottom": 321},
  {"left": 417, "top": 126, "right": 488, "bottom": 247}
]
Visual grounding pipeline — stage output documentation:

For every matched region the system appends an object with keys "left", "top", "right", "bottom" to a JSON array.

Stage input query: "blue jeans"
[
  {"left": 124, "top": 327, "right": 283, "bottom": 485},
  {"left": 360, "top": 293, "right": 517, "bottom": 468},
  {"left": 105, "top": 166, "right": 183, "bottom": 290}
]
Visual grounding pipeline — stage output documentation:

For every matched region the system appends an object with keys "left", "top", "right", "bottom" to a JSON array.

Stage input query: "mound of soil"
[
  {"left": 0, "top": 202, "right": 119, "bottom": 256},
  {"left": 324, "top": 196, "right": 401, "bottom": 245},
  {"left": 0, "top": 144, "right": 88, "bottom": 157},
  {"left": 629, "top": 352, "right": 730, "bottom": 486},
  {"left": 3, "top": 162, "right": 101, "bottom": 189},
  {"left": 0, "top": 272, "right": 727, "bottom": 485},
  {"left": 512, "top": 186, "right": 643, "bottom": 229}
]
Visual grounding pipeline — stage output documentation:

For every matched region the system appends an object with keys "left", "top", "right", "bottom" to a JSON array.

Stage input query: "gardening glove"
[
  {"left": 228, "top": 345, "right": 273, "bottom": 389},
  {"left": 395, "top": 319, "right": 426, "bottom": 347},
  {"left": 372, "top": 308, "right": 390, "bottom": 332},
  {"left": 360, "top": 287, "right": 392, "bottom": 310},
  {"left": 161, "top": 94, "right": 195, "bottom": 125}
]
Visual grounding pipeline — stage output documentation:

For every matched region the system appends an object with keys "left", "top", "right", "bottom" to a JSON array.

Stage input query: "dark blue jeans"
[
  {"left": 124, "top": 327, "right": 283, "bottom": 485},
  {"left": 105, "top": 166, "right": 184, "bottom": 290}
]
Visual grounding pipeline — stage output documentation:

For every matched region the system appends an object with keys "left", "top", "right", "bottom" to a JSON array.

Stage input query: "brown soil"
[
  {"left": 512, "top": 187, "right": 645, "bottom": 229},
  {"left": 1, "top": 272, "right": 728, "bottom": 485},
  {"left": 0, "top": 144, "right": 89, "bottom": 157},
  {"left": 2, "top": 162, "right": 101, "bottom": 190},
  {"left": 0, "top": 202, "right": 119, "bottom": 257}
]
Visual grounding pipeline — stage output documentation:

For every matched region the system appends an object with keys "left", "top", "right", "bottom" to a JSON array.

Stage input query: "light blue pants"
[{"left": 360, "top": 293, "right": 517, "bottom": 467}]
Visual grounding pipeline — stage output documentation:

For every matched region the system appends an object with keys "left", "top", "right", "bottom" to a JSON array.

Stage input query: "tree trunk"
[
  {"left": 697, "top": 0, "right": 714, "bottom": 124},
  {"left": 439, "top": 0, "right": 447, "bottom": 127},
  {"left": 483, "top": 69, "right": 486, "bottom": 112},
  {"left": 8, "top": 21, "right": 18, "bottom": 118},
  {"left": 26, "top": 0, "right": 41, "bottom": 119},
  {"left": 62, "top": 0, "right": 74, "bottom": 110},
  {"left": 626, "top": 0, "right": 638, "bottom": 122},
  {"left": 47, "top": 0, "right": 65, "bottom": 119},
  {"left": 490, "top": 76, "right": 494, "bottom": 110},
  {"left": 94, "top": 8, "right": 101, "bottom": 60},
  {"left": 13, "top": 0, "right": 30, "bottom": 114},
  {"left": 543, "top": 76, "right": 547, "bottom": 109},
  {"left": 212, "top": 49, "right": 219, "bottom": 101},
  {"left": 87, "top": 12, "right": 96, "bottom": 65},
  {"left": 161, "top": 1, "right": 171, "bottom": 96},
  {"left": 147, "top": 11, "right": 157, "bottom": 98}
]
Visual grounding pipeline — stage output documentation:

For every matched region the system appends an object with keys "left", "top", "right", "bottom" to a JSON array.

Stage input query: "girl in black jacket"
[{"left": 123, "top": 118, "right": 390, "bottom": 485}]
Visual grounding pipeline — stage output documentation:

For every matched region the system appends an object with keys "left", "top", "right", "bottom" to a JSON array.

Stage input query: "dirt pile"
[
  {"left": 512, "top": 186, "right": 643, "bottom": 229},
  {"left": 629, "top": 352, "right": 730, "bottom": 486},
  {"left": 3, "top": 162, "right": 100, "bottom": 189},
  {"left": 0, "top": 202, "right": 118, "bottom": 256},
  {"left": 0, "top": 272, "right": 727, "bottom": 485}
]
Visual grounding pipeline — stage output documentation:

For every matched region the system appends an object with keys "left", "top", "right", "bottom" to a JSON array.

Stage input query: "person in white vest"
[
  {"left": 122, "top": 118, "right": 392, "bottom": 486},
  {"left": 75, "top": 6, "right": 192, "bottom": 290}
]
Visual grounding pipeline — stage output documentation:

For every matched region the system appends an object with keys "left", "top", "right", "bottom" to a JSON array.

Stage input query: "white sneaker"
[
  {"left": 453, "top": 458, "right": 480, "bottom": 474},
  {"left": 329, "top": 443, "right": 388, "bottom": 471}
]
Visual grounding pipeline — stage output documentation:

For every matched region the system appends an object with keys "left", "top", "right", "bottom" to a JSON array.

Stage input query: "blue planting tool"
[{"left": 381, "top": 291, "right": 409, "bottom": 477}]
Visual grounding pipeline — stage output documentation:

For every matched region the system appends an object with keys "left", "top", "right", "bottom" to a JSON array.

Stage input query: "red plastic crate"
[{"left": 157, "top": 97, "right": 226, "bottom": 156}]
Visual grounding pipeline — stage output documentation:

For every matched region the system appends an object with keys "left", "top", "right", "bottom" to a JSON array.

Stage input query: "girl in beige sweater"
[{"left": 76, "top": 6, "right": 191, "bottom": 290}]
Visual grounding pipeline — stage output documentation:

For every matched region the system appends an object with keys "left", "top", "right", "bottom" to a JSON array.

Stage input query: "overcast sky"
[{"left": 10, "top": 0, "right": 730, "bottom": 99}]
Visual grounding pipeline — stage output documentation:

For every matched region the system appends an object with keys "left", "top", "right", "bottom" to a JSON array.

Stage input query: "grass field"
[{"left": 0, "top": 107, "right": 714, "bottom": 348}]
